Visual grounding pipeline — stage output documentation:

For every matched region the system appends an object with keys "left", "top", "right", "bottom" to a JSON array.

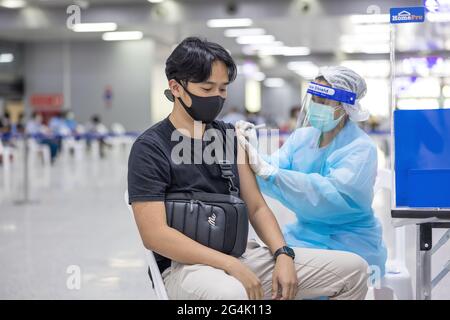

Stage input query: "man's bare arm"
[{"left": 236, "top": 140, "right": 286, "bottom": 254}]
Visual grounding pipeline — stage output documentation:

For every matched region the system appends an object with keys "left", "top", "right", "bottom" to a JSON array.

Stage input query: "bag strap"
[
  {"left": 217, "top": 159, "right": 239, "bottom": 197},
  {"left": 206, "top": 124, "right": 240, "bottom": 197}
]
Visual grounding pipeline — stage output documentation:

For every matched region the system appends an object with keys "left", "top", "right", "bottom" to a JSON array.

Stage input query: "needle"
[{"left": 245, "top": 123, "right": 266, "bottom": 131}]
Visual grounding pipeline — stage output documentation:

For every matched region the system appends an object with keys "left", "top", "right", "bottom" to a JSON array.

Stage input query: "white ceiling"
[
  {"left": 0, "top": 0, "right": 445, "bottom": 80},
  {"left": 25, "top": 0, "right": 146, "bottom": 6}
]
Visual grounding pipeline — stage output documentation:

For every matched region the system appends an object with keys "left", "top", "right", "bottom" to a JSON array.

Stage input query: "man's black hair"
[{"left": 165, "top": 37, "right": 237, "bottom": 85}]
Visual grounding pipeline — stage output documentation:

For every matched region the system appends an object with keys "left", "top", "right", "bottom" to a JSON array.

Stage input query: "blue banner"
[
  {"left": 307, "top": 82, "right": 356, "bottom": 105},
  {"left": 390, "top": 6, "right": 425, "bottom": 24}
]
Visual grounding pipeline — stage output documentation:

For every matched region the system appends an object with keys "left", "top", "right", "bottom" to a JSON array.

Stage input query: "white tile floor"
[
  {"left": 0, "top": 140, "right": 449, "bottom": 299},
  {"left": 0, "top": 142, "right": 155, "bottom": 299}
]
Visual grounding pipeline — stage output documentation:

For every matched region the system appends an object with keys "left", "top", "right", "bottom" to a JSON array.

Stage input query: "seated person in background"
[
  {"left": 49, "top": 112, "right": 65, "bottom": 136},
  {"left": 26, "top": 112, "right": 58, "bottom": 163},
  {"left": 25, "top": 112, "right": 44, "bottom": 136},
  {"left": 86, "top": 114, "right": 110, "bottom": 158},
  {"left": 0, "top": 112, "right": 13, "bottom": 146},
  {"left": 128, "top": 37, "right": 369, "bottom": 300},
  {"left": 63, "top": 110, "right": 78, "bottom": 133},
  {"left": 0, "top": 113, "right": 6, "bottom": 137},
  {"left": 16, "top": 113, "right": 25, "bottom": 134}
]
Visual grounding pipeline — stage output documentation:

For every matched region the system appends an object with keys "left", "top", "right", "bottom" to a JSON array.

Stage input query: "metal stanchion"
[{"left": 14, "top": 133, "right": 39, "bottom": 205}]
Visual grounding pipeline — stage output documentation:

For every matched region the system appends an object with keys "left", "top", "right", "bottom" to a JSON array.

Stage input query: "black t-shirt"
[{"left": 127, "top": 117, "right": 240, "bottom": 273}]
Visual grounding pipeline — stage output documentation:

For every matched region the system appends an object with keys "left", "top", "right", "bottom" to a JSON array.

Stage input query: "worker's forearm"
[
  {"left": 145, "top": 227, "right": 236, "bottom": 272},
  {"left": 250, "top": 207, "right": 286, "bottom": 254}
]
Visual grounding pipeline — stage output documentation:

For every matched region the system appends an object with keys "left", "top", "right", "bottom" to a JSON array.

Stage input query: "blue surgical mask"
[{"left": 307, "top": 101, "right": 345, "bottom": 132}]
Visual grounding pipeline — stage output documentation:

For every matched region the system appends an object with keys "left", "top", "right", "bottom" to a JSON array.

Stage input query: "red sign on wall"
[{"left": 30, "top": 94, "right": 64, "bottom": 111}]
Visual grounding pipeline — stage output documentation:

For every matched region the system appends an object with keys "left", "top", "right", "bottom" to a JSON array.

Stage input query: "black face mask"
[{"left": 177, "top": 85, "right": 225, "bottom": 124}]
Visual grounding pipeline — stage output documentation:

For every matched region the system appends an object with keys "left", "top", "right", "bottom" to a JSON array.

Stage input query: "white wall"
[
  {"left": 262, "top": 80, "right": 301, "bottom": 126},
  {"left": 25, "top": 40, "right": 154, "bottom": 132},
  {"left": 150, "top": 45, "right": 173, "bottom": 124},
  {"left": 24, "top": 40, "right": 304, "bottom": 131}
]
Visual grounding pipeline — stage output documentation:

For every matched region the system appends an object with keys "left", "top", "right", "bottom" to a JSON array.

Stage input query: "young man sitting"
[{"left": 128, "top": 37, "right": 369, "bottom": 300}]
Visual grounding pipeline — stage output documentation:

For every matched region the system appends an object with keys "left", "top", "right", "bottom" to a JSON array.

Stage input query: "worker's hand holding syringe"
[
  {"left": 235, "top": 121, "right": 276, "bottom": 180},
  {"left": 235, "top": 121, "right": 266, "bottom": 149}
]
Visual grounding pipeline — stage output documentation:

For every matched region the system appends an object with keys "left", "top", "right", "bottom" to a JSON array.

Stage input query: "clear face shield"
[{"left": 297, "top": 81, "right": 357, "bottom": 133}]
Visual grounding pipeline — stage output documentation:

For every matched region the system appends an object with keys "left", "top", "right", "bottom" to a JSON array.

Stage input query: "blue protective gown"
[{"left": 257, "top": 121, "right": 387, "bottom": 275}]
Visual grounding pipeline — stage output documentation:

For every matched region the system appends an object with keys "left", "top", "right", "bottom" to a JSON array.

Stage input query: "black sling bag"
[{"left": 163, "top": 128, "right": 249, "bottom": 257}]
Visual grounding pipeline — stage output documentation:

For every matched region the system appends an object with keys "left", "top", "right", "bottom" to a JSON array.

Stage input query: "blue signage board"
[{"left": 390, "top": 7, "right": 425, "bottom": 24}]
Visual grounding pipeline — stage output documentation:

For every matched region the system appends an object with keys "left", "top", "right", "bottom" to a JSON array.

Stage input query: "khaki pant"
[{"left": 162, "top": 240, "right": 369, "bottom": 300}]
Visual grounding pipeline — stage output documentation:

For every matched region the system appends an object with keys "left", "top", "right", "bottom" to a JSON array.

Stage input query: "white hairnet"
[{"left": 317, "top": 66, "right": 369, "bottom": 122}]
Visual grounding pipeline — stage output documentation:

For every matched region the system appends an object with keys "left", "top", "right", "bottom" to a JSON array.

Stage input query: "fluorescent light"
[
  {"left": 102, "top": 31, "right": 143, "bottom": 41},
  {"left": 224, "top": 28, "right": 265, "bottom": 37},
  {"left": 287, "top": 61, "right": 315, "bottom": 70},
  {"left": 341, "top": 23, "right": 390, "bottom": 54},
  {"left": 244, "top": 42, "right": 284, "bottom": 50},
  {"left": 350, "top": 14, "right": 390, "bottom": 24},
  {"left": 280, "top": 47, "right": 311, "bottom": 56},
  {"left": 0, "top": 223, "right": 16, "bottom": 232},
  {"left": 241, "top": 41, "right": 310, "bottom": 57},
  {"left": 264, "top": 78, "right": 285, "bottom": 88},
  {"left": 340, "top": 33, "right": 390, "bottom": 44},
  {"left": 236, "top": 35, "right": 275, "bottom": 45},
  {"left": 340, "top": 60, "right": 390, "bottom": 77},
  {"left": 207, "top": 18, "right": 253, "bottom": 28},
  {"left": 253, "top": 72, "right": 266, "bottom": 81},
  {"left": 72, "top": 23, "right": 117, "bottom": 32},
  {"left": 0, "top": 0, "right": 26, "bottom": 8},
  {"left": 242, "top": 42, "right": 284, "bottom": 55},
  {"left": 287, "top": 61, "right": 318, "bottom": 72},
  {"left": 287, "top": 61, "right": 319, "bottom": 79},
  {"left": 256, "top": 47, "right": 287, "bottom": 56},
  {"left": 353, "top": 24, "right": 390, "bottom": 34},
  {"left": 425, "top": 0, "right": 440, "bottom": 12},
  {"left": 427, "top": 12, "right": 450, "bottom": 22},
  {"left": 0, "top": 53, "right": 14, "bottom": 63},
  {"left": 258, "top": 46, "right": 310, "bottom": 56},
  {"left": 245, "top": 79, "right": 261, "bottom": 112},
  {"left": 148, "top": 0, "right": 164, "bottom": 3},
  {"left": 341, "top": 43, "right": 390, "bottom": 54},
  {"left": 239, "top": 61, "right": 260, "bottom": 77}
]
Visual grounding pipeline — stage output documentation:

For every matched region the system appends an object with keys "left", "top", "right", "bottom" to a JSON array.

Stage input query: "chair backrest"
[
  {"left": 373, "top": 169, "right": 407, "bottom": 266},
  {"left": 124, "top": 190, "right": 169, "bottom": 300},
  {"left": 374, "top": 168, "right": 392, "bottom": 194},
  {"left": 111, "top": 123, "right": 126, "bottom": 136}
]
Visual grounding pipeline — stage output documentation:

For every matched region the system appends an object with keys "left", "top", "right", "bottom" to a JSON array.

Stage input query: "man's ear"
[{"left": 168, "top": 79, "right": 183, "bottom": 99}]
